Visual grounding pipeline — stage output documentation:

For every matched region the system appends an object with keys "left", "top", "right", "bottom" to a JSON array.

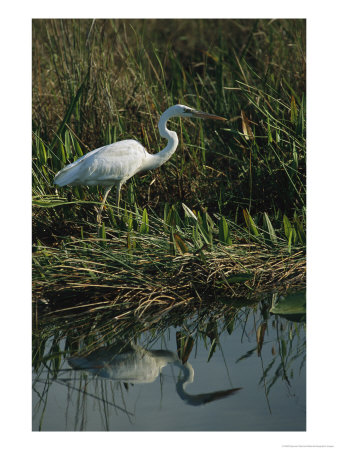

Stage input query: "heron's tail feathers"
[{"left": 53, "top": 164, "right": 78, "bottom": 186}]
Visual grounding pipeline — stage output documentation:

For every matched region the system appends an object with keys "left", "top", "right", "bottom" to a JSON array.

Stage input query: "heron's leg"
[
  {"left": 116, "top": 182, "right": 122, "bottom": 214},
  {"left": 97, "top": 186, "right": 112, "bottom": 223}
]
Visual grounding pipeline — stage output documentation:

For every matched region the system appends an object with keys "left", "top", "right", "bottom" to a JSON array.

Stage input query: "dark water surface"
[{"left": 32, "top": 292, "right": 306, "bottom": 431}]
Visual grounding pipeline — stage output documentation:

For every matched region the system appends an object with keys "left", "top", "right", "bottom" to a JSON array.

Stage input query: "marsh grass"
[
  {"left": 33, "top": 199, "right": 305, "bottom": 309},
  {"left": 32, "top": 19, "right": 306, "bottom": 307}
]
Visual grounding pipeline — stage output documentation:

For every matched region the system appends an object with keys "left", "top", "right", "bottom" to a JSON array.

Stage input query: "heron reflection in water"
[{"left": 69, "top": 342, "right": 241, "bottom": 406}]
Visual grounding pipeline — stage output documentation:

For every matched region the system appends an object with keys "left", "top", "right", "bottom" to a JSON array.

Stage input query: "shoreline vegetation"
[{"left": 32, "top": 19, "right": 306, "bottom": 313}]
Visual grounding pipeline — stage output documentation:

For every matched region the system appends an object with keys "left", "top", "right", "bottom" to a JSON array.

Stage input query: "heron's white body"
[
  {"left": 54, "top": 140, "right": 151, "bottom": 188},
  {"left": 53, "top": 104, "right": 225, "bottom": 221}
]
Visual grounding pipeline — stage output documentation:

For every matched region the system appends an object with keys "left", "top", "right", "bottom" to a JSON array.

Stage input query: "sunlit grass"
[{"left": 32, "top": 19, "right": 306, "bottom": 305}]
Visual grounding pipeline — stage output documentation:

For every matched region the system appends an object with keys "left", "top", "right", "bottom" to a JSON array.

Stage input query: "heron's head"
[{"left": 166, "top": 104, "right": 226, "bottom": 122}]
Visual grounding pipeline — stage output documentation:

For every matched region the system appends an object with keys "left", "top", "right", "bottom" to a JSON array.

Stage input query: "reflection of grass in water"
[
  {"left": 33, "top": 298, "right": 244, "bottom": 430},
  {"left": 235, "top": 297, "right": 305, "bottom": 411},
  {"left": 33, "top": 293, "right": 305, "bottom": 430},
  {"left": 33, "top": 341, "right": 136, "bottom": 431}
]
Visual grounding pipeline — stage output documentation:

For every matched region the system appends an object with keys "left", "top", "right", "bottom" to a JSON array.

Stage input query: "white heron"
[
  {"left": 53, "top": 104, "right": 226, "bottom": 222},
  {"left": 68, "top": 342, "right": 241, "bottom": 406}
]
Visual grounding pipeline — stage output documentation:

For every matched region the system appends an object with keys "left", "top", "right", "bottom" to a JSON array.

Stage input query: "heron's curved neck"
[
  {"left": 146, "top": 111, "right": 179, "bottom": 170},
  {"left": 174, "top": 361, "right": 194, "bottom": 396}
]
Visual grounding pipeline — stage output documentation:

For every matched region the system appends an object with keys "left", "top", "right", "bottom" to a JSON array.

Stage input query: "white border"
[{"left": 1, "top": 1, "right": 337, "bottom": 449}]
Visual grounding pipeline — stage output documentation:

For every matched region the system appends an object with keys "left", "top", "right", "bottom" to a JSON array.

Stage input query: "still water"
[{"left": 32, "top": 291, "right": 306, "bottom": 431}]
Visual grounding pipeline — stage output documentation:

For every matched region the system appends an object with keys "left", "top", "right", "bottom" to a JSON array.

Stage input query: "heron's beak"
[{"left": 191, "top": 109, "right": 227, "bottom": 121}]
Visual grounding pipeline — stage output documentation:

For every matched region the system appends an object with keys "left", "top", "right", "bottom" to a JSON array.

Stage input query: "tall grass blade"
[
  {"left": 241, "top": 110, "right": 254, "bottom": 140},
  {"left": 49, "top": 69, "right": 89, "bottom": 153},
  {"left": 173, "top": 233, "right": 189, "bottom": 255},
  {"left": 218, "top": 216, "right": 232, "bottom": 244},
  {"left": 182, "top": 203, "right": 198, "bottom": 221},
  {"left": 294, "top": 213, "right": 306, "bottom": 244},
  {"left": 263, "top": 212, "right": 277, "bottom": 244},
  {"left": 291, "top": 95, "right": 298, "bottom": 124},
  {"left": 140, "top": 208, "right": 149, "bottom": 234},
  {"left": 283, "top": 215, "right": 292, "bottom": 239},
  {"left": 243, "top": 209, "right": 259, "bottom": 236}
]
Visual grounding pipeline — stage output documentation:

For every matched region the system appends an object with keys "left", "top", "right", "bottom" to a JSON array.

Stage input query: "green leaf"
[
  {"left": 127, "top": 232, "right": 135, "bottom": 253},
  {"left": 192, "top": 224, "right": 202, "bottom": 247},
  {"left": 292, "top": 141, "right": 298, "bottom": 170},
  {"left": 196, "top": 211, "right": 213, "bottom": 246},
  {"left": 263, "top": 212, "right": 277, "bottom": 244},
  {"left": 173, "top": 233, "right": 189, "bottom": 254},
  {"left": 75, "top": 185, "right": 86, "bottom": 201},
  {"left": 140, "top": 208, "right": 149, "bottom": 234},
  {"left": 59, "top": 141, "right": 66, "bottom": 164},
  {"left": 202, "top": 210, "right": 215, "bottom": 231},
  {"left": 98, "top": 222, "right": 106, "bottom": 240},
  {"left": 127, "top": 211, "right": 133, "bottom": 232},
  {"left": 75, "top": 140, "right": 83, "bottom": 157},
  {"left": 291, "top": 95, "right": 298, "bottom": 124},
  {"left": 182, "top": 203, "right": 197, "bottom": 221},
  {"left": 197, "top": 222, "right": 212, "bottom": 245},
  {"left": 39, "top": 141, "right": 47, "bottom": 165},
  {"left": 283, "top": 215, "right": 292, "bottom": 239},
  {"left": 267, "top": 117, "right": 273, "bottom": 143},
  {"left": 294, "top": 214, "right": 306, "bottom": 244},
  {"left": 41, "top": 166, "right": 50, "bottom": 183},
  {"left": 243, "top": 209, "right": 259, "bottom": 236},
  {"left": 163, "top": 202, "right": 170, "bottom": 225},
  {"left": 288, "top": 230, "right": 292, "bottom": 254},
  {"left": 32, "top": 199, "right": 67, "bottom": 207},
  {"left": 226, "top": 273, "right": 254, "bottom": 284},
  {"left": 165, "top": 205, "right": 178, "bottom": 228},
  {"left": 169, "top": 229, "right": 176, "bottom": 255},
  {"left": 219, "top": 216, "right": 232, "bottom": 244},
  {"left": 64, "top": 130, "right": 71, "bottom": 158},
  {"left": 292, "top": 227, "right": 298, "bottom": 244}
]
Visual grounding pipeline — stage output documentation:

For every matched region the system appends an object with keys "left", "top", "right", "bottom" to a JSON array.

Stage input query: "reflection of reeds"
[
  {"left": 236, "top": 298, "right": 306, "bottom": 411},
  {"left": 32, "top": 293, "right": 305, "bottom": 430},
  {"left": 32, "top": 304, "right": 225, "bottom": 429}
]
